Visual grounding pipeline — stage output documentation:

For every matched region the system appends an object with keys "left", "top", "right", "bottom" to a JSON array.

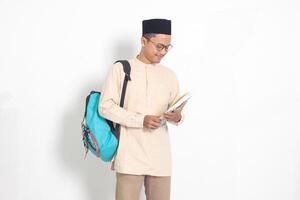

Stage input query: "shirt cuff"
[{"left": 136, "top": 114, "right": 145, "bottom": 128}]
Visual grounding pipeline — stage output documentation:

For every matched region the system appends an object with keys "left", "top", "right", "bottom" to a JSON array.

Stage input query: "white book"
[
  {"left": 167, "top": 92, "right": 191, "bottom": 112},
  {"left": 160, "top": 92, "right": 191, "bottom": 125}
]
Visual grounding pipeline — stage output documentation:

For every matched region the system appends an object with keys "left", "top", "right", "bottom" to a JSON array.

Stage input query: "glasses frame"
[{"left": 144, "top": 36, "right": 173, "bottom": 52}]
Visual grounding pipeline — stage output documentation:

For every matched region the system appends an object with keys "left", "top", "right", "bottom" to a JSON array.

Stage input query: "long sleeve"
[
  {"left": 167, "top": 73, "right": 185, "bottom": 126},
  {"left": 98, "top": 63, "right": 145, "bottom": 128}
]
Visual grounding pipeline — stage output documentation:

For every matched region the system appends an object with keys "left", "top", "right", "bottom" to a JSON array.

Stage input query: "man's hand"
[
  {"left": 163, "top": 101, "right": 187, "bottom": 123},
  {"left": 143, "top": 115, "right": 161, "bottom": 129}
]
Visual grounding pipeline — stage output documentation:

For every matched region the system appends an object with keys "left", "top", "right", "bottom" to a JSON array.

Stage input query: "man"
[{"left": 99, "top": 18, "right": 185, "bottom": 200}]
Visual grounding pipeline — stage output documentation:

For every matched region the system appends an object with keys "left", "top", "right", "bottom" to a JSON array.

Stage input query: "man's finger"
[
  {"left": 164, "top": 112, "right": 175, "bottom": 118},
  {"left": 163, "top": 114, "right": 172, "bottom": 119},
  {"left": 164, "top": 111, "right": 174, "bottom": 115},
  {"left": 152, "top": 117, "right": 161, "bottom": 123},
  {"left": 147, "top": 122, "right": 156, "bottom": 129},
  {"left": 177, "top": 101, "right": 187, "bottom": 111},
  {"left": 165, "top": 115, "right": 176, "bottom": 121},
  {"left": 149, "top": 124, "right": 156, "bottom": 129},
  {"left": 150, "top": 121, "right": 160, "bottom": 127}
]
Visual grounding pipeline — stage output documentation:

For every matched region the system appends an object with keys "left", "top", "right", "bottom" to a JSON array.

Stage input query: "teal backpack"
[{"left": 81, "top": 60, "right": 131, "bottom": 162}]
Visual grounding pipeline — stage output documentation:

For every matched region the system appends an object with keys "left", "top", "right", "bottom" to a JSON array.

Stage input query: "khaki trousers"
[{"left": 115, "top": 173, "right": 171, "bottom": 200}]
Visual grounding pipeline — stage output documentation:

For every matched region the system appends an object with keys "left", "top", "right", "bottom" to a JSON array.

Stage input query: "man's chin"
[{"left": 153, "top": 57, "right": 162, "bottom": 64}]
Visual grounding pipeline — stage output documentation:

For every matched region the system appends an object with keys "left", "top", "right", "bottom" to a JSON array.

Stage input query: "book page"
[{"left": 167, "top": 92, "right": 191, "bottom": 112}]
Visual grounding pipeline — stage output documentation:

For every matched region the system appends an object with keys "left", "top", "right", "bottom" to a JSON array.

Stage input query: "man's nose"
[{"left": 160, "top": 48, "right": 168, "bottom": 55}]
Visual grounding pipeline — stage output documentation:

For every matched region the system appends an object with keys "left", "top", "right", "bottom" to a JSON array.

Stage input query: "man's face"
[{"left": 141, "top": 34, "right": 172, "bottom": 64}]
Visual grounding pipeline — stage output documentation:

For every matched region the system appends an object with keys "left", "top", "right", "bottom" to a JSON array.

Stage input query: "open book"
[{"left": 160, "top": 92, "right": 191, "bottom": 125}]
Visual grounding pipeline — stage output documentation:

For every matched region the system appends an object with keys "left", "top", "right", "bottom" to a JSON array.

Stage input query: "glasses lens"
[{"left": 156, "top": 44, "right": 165, "bottom": 51}]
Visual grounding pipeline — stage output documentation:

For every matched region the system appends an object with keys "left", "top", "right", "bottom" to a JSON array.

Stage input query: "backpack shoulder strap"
[
  {"left": 113, "top": 60, "right": 131, "bottom": 138},
  {"left": 114, "top": 60, "right": 131, "bottom": 107}
]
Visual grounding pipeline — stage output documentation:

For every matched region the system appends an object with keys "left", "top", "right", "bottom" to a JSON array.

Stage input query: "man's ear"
[{"left": 141, "top": 37, "right": 147, "bottom": 47}]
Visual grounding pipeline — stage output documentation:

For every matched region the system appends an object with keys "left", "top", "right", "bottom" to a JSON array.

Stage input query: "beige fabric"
[
  {"left": 99, "top": 57, "right": 183, "bottom": 176},
  {"left": 116, "top": 173, "right": 171, "bottom": 200}
]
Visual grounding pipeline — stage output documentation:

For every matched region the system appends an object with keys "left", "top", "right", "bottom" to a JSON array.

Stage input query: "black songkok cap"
[{"left": 142, "top": 19, "right": 171, "bottom": 35}]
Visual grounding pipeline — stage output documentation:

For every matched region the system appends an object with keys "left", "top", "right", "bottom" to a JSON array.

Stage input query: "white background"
[{"left": 1, "top": 0, "right": 300, "bottom": 199}]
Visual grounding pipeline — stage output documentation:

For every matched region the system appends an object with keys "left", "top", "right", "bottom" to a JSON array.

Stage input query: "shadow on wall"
[{"left": 57, "top": 40, "right": 137, "bottom": 200}]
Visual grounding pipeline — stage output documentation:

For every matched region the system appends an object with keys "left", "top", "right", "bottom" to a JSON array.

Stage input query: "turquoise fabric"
[{"left": 84, "top": 92, "right": 118, "bottom": 162}]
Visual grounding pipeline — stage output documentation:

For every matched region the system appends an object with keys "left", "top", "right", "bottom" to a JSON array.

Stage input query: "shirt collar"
[{"left": 134, "top": 55, "right": 157, "bottom": 67}]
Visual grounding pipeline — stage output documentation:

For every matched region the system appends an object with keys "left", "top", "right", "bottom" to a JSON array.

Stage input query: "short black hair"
[{"left": 142, "top": 33, "right": 157, "bottom": 39}]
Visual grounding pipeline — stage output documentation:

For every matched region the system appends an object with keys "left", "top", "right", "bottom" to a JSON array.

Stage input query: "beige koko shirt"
[{"left": 98, "top": 56, "right": 183, "bottom": 176}]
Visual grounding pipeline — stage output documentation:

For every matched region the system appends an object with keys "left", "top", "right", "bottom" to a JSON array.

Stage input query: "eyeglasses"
[{"left": 144, "top": 37, "right": 173, "bottom": 52}]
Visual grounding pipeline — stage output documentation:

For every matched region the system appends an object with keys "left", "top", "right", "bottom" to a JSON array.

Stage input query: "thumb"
[{"left": 177, "top": 101, "right": 187, "bottom": 111}]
